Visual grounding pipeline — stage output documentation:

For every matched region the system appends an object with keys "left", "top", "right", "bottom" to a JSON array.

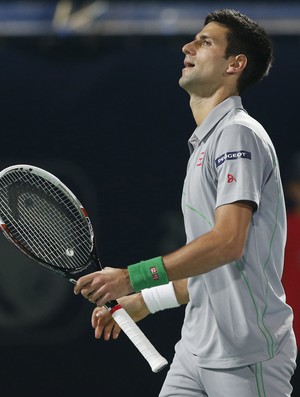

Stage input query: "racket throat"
[{"left": 66, "top": 257, "right": 101, "bottom": 283}]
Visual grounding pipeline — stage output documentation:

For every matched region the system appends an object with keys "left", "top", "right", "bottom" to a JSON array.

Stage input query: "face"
[{"left": 179, "top": 22, "right": 234, "bottom": 96}]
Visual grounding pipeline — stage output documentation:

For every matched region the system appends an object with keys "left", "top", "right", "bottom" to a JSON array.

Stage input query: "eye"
[{"left": 202, "top": 40, "right": 211, "bottom": 47}]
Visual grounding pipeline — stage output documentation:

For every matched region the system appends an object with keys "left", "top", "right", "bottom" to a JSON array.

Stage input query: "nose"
[{"left": 182, "top": 40, "right": 196, "bottom": 55}]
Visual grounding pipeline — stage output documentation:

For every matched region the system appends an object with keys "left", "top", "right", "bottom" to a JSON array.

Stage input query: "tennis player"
[{"left": 74, "top": 9, "right": 297, "bottom": 396}]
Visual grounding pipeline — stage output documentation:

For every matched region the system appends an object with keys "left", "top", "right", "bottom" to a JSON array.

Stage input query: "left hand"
[
  {"left": 92, "top": 292, "right": 150, "bottom": 340},
  {"left": 73, "top": 267, "right": 133, "bottom": 306}
]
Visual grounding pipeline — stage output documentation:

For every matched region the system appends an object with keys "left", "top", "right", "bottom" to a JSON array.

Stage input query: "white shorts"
[{"left": 159, "top": 332, "right": 297, "bottom": 397}]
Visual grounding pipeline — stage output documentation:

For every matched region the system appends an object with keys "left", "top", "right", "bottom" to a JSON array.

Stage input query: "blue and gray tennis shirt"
[{"left": 181, "top": 96, "right": 294, "bottom": 368}]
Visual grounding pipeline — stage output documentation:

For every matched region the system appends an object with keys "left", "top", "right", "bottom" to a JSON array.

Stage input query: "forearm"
[
  {"left": 127, "top": 232, "right": 241, "bottom": 294},
  {"left": 163, "top": 202, "right": 253, "bottom": 281},
  {"left": 173, "top": 279, "right": 189, "bottom": 304},
  {"left": 128, "top": 202, "right": 252, "bottom": 293},
  {"left": 117, "top": 292, "right": 150, "bottom": 322},
  {"left": 163, "top": 228, "right": 240, "bottom": 281}
]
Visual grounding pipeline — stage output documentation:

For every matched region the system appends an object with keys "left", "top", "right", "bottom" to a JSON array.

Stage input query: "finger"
[
  {"left": 95, "top": 321, "right": 105, "bottom": 339},
  {"left": 92, "top": 307, "right": 101, "bottom": 328},
  {"left": 95, "top": 313, "right": 114, "bottom": 340},
  {"left": 79, "top": 287, "right": 96, "bottom": 300},
  {"left": 73, "top": 276, "right": 92, "bottom": 294},
  {"left": 88, "top": 289, "right": 105, "bottom": 303},
  {"left": 74, "top": 272, "right": 103, "bottom": 294},
  {"left": 112, "top": 324, "right": 121, "bottom": 339},
  {"left": 95, "top": 292, "right": 111, "bottom": 307},
  {"left": 84, "top": 285, "right": 107, "bottom": 303},
  {"left": 103, "top": 321, "right": 115, "bottom": 341},
  {"left": 94, "top": 308, "right": 107, "bottom": 338}
]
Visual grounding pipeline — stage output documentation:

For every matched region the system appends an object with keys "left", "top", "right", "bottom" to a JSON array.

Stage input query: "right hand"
[{"left": 91, "top": 292, "right": 150, "bottom": 341}]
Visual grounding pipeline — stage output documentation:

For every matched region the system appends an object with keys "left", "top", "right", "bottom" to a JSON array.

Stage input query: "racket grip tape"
[{"left": 109, "top": 305, "right": 168, "bottom": 373}]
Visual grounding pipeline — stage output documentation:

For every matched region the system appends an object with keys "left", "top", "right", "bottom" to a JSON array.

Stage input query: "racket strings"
[
  {"left": 2, "top": 176, "right": 91, "bottom": 268},
  {"left": 0, "top": 170, "right": 93, "bottom": 270},
  {"left": 17, "top": 192, "right": 90, "bottom": 266}
]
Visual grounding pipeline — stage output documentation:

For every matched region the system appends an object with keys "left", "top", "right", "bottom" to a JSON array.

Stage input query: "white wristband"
[{"left": 141, "top": 282, "right": 180, "bottom": 314}]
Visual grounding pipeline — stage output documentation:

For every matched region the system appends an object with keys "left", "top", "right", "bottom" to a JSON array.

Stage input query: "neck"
[{"left": 189, "top": 88, "right": 239, "bottom": 126}]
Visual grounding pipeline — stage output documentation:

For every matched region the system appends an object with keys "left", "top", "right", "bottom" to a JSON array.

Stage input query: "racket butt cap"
[{"left": 151, "top": 357, "right": 168, "bottom": 373}]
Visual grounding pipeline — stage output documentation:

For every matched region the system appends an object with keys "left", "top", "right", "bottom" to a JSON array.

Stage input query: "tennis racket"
[{"left": 0, "top": 164, "right": 168, "bottom": 373}]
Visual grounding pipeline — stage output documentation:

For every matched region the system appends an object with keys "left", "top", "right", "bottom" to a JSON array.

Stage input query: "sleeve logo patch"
[
  {"left": 215, "top": 150, "right": 251, "bottom": 168},
  {"left": 227, "top": 173, "right": 237, "bottom": 183}
]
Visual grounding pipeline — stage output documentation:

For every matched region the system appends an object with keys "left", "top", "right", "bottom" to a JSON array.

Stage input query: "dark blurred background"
[{"left": 0, "top": 1, "right": 299, "bottom": 396}]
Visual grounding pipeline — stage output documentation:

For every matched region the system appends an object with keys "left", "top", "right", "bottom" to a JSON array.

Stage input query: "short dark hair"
[{"left": 205, "top": 9, "right": 273, "bottom": 92}]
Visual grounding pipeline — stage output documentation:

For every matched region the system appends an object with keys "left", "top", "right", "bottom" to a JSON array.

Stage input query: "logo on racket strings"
[{"left": 66, "top": 248, "right": 75, "bottom": 257}]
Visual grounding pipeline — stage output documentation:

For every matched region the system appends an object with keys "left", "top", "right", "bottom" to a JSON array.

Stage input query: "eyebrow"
[{"left": 194, "top": 34, "right": 213, "bottom": 41}]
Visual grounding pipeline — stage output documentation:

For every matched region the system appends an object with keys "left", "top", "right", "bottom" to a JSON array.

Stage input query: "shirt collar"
[{"left": 188, "top": 96, "right": 244, "bottom": 152}]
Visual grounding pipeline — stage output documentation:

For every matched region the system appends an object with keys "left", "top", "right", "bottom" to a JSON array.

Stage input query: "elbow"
[
  {"left": 229, "top": 246, "right": 244, "bottom": 262},
  {"left": 222, "top": 238, "right": 246, "bottom": 263}
]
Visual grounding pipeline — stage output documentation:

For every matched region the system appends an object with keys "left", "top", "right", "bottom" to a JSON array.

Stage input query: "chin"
[
  {"left": 179, "top": 77, "right": 192, "bottom": 93},
  {"left": 179, "top": 76, "right": 187, "bottom": 88}
]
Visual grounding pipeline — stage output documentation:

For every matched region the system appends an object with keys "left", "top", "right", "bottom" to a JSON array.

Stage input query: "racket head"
[{"left": 0, "top": 164, "right": 100, "bottom": 279}]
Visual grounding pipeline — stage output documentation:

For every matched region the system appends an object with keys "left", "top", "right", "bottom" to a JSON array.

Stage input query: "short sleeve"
[{"left": 214, "top": 124, "right": 267, "bottom": 209}]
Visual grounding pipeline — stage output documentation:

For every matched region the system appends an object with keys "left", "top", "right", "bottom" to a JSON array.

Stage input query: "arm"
[
  {"left": 172, "top": 278, "right": 189, "bottom": 304},
  {"left": 163, "top": 201, "right": 254, "bottom": 280},
  {"left": 74, "top": 201, "right": 253, "bottom": 306}
]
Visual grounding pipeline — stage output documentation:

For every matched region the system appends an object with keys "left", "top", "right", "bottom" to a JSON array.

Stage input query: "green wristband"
[{"left": 128, "top": 256, "right": 169, "bottom": 292}]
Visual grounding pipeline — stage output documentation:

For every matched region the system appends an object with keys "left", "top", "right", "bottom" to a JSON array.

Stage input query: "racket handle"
[{"left": 109, "top": 304, "right": 168, "bottom": 373}]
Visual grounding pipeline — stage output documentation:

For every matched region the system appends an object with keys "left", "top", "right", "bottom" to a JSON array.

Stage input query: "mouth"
[{"left": 183, "top": 59, "right": 195, "bottom": 69}]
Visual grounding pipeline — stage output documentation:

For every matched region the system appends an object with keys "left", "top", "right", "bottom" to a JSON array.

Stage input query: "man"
[{"left": 74, "top": 9, "right": 296, "bottom": 396}]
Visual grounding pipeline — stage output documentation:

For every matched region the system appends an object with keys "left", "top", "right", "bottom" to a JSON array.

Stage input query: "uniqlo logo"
[{"left": 150, "top": 266, "right": 159, "bottom": 281}]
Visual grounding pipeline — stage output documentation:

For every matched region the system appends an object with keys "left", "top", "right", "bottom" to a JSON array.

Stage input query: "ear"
[{"left": 226, "top": 54, "right": 247, "bottom": 75}]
